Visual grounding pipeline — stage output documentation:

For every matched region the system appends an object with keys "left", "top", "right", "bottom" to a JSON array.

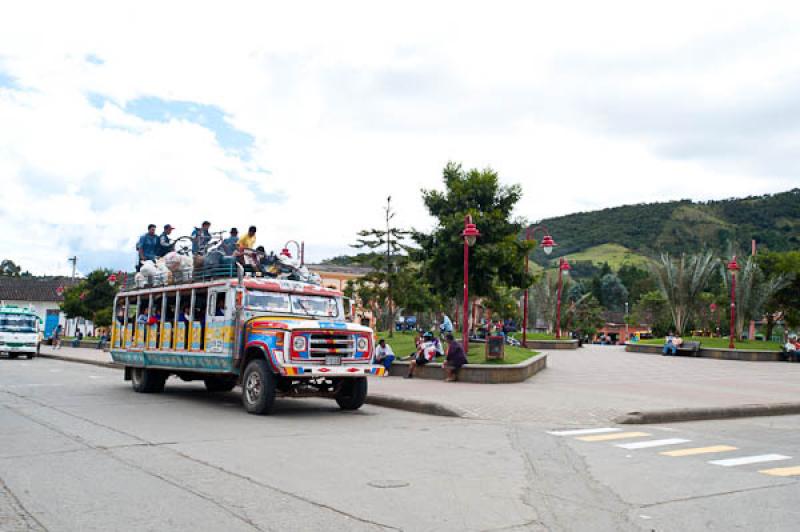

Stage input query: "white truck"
[{"left": 0, "top": 305, "right": 42, "bottom": 359}]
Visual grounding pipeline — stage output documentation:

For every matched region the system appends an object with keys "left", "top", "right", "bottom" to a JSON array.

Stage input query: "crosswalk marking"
[
  {"left": 547, "top": 428, "right": 621, "bottom": 437},
  {"left": 661, "top": 445, "right": 738, "bottom": 457},
  {"left": 577, "top": 431, "right": 650, "bottom": 442},
  {"left": 759, "top": 466, "right": 800, "bottom": 477},
  {"left": 616, "top": 438, "right": 691, "bottom": 450},
  {"left": 709, "top": 454, "right": 791, "bottom": 467}
]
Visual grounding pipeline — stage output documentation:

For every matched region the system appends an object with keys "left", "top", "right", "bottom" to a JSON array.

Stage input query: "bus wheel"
[
  {"left": 241, "top": 359, "right": 276, "bottom": 415},
  {"left": 335, "top": 378, "right": 368, "bottom": 411},
  {"left": 26, "top": 353, "right": 34, "bottom": 360},
  {"left": 131, "top": 368, "right": 167, "bottom": 393},
  {"left": 204, "top": 375, "right": 237, "bottom": 392}
]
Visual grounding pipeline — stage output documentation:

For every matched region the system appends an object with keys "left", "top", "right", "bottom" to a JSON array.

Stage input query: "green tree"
[
  {"left": 618, "top": 264, "right": 657, "bottom": 304},
  {"left": 721, "top": 255, "right": 789, "bottom": 340},
  {"left": 1, "top": 259, "right": 22, "bottom": 276},
  {"left": 413, "top": 162, "right": 534, "bottom": 309},
  {"left": 352, "top": 196, "right": 411, "bottom": 335},
  {"left": 568, "top": 295, "right": 605, "bottom": 338},
  {"left": 599, "top": 273, "right": 628, "bottom": 311},
  {"left": 482, "top": 284, "right": 521, "bottom": 323},
  {"left": 632, "top": 290, "right": 672, "bottom": 337},
  {"left": 757, "top": 251, "right": 800, "bottom": 338},
  {"left": 649, "top": 252, "right": 718, "bottom": 334},
  {"left": 60, "top": 269, "right": 117, "bottom": 327}
]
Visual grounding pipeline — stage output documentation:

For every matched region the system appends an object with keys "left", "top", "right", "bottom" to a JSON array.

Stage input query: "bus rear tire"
[
  {"left": 242, "top": 359, "right": 276, "bottom": 415},
  {"left": 131, "top": 367, "right": 167, "bottom": 393},
  {"left": 204, "top": 375, "right": 237, "bottom": 392},
  {"left": 335, "top": 378, "right": 368, "bottom": 411}
]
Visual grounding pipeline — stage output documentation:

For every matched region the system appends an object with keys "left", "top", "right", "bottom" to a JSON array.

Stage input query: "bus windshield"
[
  {"left": 245, "top": 291, "right": 291, "bottom": 313},
  {"left": 0, "top": 315, "right": 37, "bottom": 333},
  {"left": 291, "top": 295, "right": 339, "bottom": 318}
]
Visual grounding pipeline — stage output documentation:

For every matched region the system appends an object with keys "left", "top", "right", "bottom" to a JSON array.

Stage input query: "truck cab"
[{"left": 0, "top": 306, "right": 41, "bottom": 359}]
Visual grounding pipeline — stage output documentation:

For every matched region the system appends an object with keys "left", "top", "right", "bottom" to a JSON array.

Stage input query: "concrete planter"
[
  {"left": 523, "top": 339, "right": 579, "bottom": 350},
  {"left": 387, "top": 353, "right": 547, "bottom": 383},
  {"left": 626, "top": 343, "right": 783, "bottom": 362}
]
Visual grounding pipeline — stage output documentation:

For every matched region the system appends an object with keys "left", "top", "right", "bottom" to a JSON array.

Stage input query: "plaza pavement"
[{"left": 36, "top": 344, "right": 800, "bottom": 426}]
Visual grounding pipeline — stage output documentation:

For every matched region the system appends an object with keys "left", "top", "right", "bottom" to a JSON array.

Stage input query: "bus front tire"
[
  {"left": 131, "top": 368, "right": 167, "bottom": 393},
  {"left": 204, "top": 375, "right": 237, "bottom": 392},
  {"left": 242, "top": 359, "right": 276, "bottom": 415},
  {"left": 335, "top": 377, "right": 368, "bottom": 411}
]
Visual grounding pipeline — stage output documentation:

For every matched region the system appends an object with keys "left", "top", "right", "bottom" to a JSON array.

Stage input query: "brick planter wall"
[
  {"left": 626, "top": 343, "right": 782, "bottom": 362},
  {"left": 387, "top": 353, "right": 547, "bottom": 383}
]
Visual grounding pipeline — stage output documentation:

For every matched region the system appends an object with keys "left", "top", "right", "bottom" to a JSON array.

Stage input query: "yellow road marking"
[
  {"left": 661, "top": 445, "right": 738, "bottom": 457},
  {"left": 577, "top": 432, "right": 650, "bottom": 442},
  {"left": 759, "top": 466, "right": 800, "bottom": 477}
]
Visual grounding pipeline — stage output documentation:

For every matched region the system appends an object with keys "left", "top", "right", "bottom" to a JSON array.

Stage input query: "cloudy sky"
[{"left": 1, "top": 1, "right": 798, "bottom": 275}]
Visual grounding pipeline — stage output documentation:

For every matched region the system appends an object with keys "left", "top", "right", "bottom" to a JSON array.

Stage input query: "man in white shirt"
[{"left": 374, "top": 339, "right": 395, "bottom": 374}]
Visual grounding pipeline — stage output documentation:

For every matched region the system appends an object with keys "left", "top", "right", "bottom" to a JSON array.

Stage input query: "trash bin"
[{"left": 486, "top": 335, "right": 505, "bottom": 361}]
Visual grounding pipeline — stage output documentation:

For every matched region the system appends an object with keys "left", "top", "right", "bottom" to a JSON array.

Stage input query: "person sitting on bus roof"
[
  {"left": 221, "top": 228, "right": 239, "bottom": 256},
  {"left": 192, "top": 221, "right": 211, "bottom": 254},
  {"left": 157, "top": 224, "right": 176, "bottom": 257},
  {"left": 137, "top": 224, "right": 159, "bottom": 265}
]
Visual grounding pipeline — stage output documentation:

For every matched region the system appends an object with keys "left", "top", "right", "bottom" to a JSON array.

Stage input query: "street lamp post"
[
  {"left": 555, "top": 257, "right": 571, "bottom": 339},
  {"left": 727, "top": 256, "right": 739, "bottom": 349},
  {"left": 461, "top": 215, "right": 481, "bottom": 354},
  {"left": 522, "top": 226, "right": 555, "bottom": 347}
]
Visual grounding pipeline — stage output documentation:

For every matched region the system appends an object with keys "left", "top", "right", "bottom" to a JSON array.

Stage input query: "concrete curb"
[
  {"left": 38, "top": 353, "right": 123, "bottom": 370},
  {"left": 615, "top": 402, "right": 800, "bottom": 424},
  {"left": 366, "top": 393, "right": 467, "bottom": 418},
  {"left": 35, "top": 353, "right": 465, "bottom": 419}
]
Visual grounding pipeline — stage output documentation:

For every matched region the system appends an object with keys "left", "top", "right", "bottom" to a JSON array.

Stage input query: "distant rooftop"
[
  {"left": 0, "top": 276, "right": 79, "bottom": 302},
  {"left": 306, "top": 264, "right": 371, "bottom": 276}
]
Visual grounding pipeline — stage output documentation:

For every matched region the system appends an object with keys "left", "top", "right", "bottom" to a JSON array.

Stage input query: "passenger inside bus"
[{"left": 215, "top": 297, "right": 226, "bottom": 317}]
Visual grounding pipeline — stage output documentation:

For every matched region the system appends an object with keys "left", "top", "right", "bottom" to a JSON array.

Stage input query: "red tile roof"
[{"left": 0, "top": 276, "right": 79, "bottom": 302}]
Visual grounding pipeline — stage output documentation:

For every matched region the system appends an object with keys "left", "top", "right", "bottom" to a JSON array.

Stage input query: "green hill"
[
  {"left": 557, "top": 243, "right": 651, "bottom": 270},
  {"left": 531, "top": 188, "right": 800, "bottom": 266}
]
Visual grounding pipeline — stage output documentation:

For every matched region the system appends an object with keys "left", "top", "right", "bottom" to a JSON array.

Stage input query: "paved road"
[
  {"left": 2, "top": 356, "right": 799, "bottom": 531},
  {"left": 372, "top": 344, "right": 800, "bottom": 424}
]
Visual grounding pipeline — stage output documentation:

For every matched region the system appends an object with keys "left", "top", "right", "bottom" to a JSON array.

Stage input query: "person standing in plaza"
[
  {"left": 52, "top": 324, "right": 62, "bottom": 350},
  {"left": 374, "top": 338, "right": 395, "bottom": 374}
]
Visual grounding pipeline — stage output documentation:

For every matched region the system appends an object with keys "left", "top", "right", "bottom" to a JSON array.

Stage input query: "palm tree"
[
  {"left": 649, "top": 251, "right": 718, "bottom": 335},
  {"left": 721, "top": 255, "right": 789, "bottom": 339}
]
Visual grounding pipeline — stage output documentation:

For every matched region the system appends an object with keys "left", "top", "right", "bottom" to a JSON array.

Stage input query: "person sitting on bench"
[
  {"left": 785, "top": 335, "right": 800, "bottom": 362},
  {"left": 662, "top": 332, "right": 682, "bottom": 356}
]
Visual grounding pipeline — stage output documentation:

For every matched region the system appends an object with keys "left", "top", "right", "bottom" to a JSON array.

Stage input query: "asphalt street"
[{"left": 1, "top": 357, "right": 798, "bottom": 531}]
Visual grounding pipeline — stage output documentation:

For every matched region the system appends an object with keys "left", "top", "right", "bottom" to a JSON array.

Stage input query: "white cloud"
[{"left": 0, "top": 1, "right": 798, "bottom": 274}]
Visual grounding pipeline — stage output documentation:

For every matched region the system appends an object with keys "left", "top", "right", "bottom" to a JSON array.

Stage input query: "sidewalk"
[{"left": 36, "top": 344, "right": 800, "bottom": 426}]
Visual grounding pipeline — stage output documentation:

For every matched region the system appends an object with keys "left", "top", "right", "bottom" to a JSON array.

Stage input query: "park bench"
[{"left": 675, "top": 341, "right": 701, "bottom": 357}]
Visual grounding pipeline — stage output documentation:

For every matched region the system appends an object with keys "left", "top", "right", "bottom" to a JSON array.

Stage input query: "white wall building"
[{"left": 0, "top": 276, "right": 93, "bottom": 337}]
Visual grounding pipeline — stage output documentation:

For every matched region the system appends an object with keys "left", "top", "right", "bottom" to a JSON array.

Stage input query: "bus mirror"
[{"left": 235, "top": 290, "right": 244, "bottom": 310}]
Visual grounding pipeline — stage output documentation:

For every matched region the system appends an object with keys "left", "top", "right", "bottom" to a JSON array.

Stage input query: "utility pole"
[{"left": 68, "top": 256, "right": 78, "bottom": 279}]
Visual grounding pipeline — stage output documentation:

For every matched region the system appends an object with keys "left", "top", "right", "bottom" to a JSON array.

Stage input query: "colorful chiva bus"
[{"left": 110, "top": 276, "right": 382, "bottom": 414}]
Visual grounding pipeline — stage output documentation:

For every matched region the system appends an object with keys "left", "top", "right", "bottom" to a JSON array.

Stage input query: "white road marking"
[
  {"left": 709, "top": 454, "right": 792, "bottom": 467},
  {"left": 547, "top": 427, "right": 621, "bottom": 436},
  {"left": 616, "top": 438, "right": 691, "bottom": 450}
]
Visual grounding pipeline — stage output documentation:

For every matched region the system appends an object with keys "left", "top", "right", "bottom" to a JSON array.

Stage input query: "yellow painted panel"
[
  {"left": 759, "top": 466, "right": 800, "bottom": 477},
  {"left": 661, "top": 445, "right": 738, "bottom": 457},
  {"left": 577, "top": 432, "right": 650, "bottom": 442}
]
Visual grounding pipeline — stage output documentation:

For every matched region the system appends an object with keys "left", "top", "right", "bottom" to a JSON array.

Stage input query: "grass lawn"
[
  {"left": 639, "top": 336, "right": 782, "bottom": 352},
  {"left": 376, "top": 331, "right": 538, "bottom": 365},
  {"left": 510, "top": 332, "right": 557, "bottom": 341}
]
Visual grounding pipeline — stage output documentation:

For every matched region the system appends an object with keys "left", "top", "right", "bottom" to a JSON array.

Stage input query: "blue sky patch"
[
  {"left": 85, "top": 54, "right": 104, "bottom": 65},
  {"left": 87, "top": 92, "right": 109, "bottom": 109},
  {"left": 0, "top": 70, "right": 20, "bottom": 89},
  {"left": 124, "top": 97, "right": 255, "bottom": 156}
]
